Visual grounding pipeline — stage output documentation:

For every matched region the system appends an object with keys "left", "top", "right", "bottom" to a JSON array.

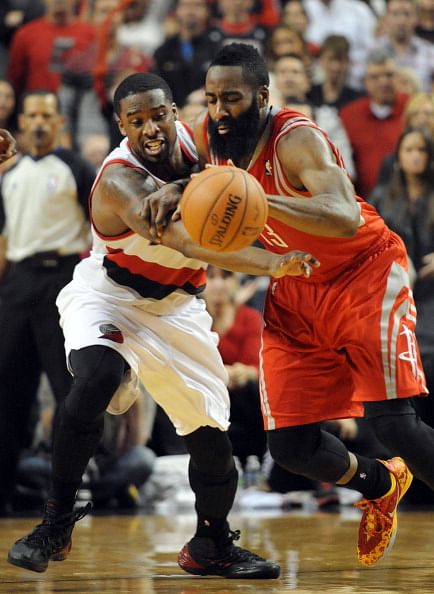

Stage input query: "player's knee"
[
  {"left": 268, "top": 425, "right": 321, "bottom": 474},
  {"left": 66, "top": 346, "right": 125, "bottom": 422},
  {"left": 184, "top": 426, "right": 234, "bottom": 476},
  {"left": 58, "top": 398, "right": 104, "bottom": 437}
]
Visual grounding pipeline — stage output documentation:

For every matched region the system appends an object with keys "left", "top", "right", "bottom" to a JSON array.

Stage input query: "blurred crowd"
[{"left": 0, "top": 0, "right": 433, "bottom": 515}]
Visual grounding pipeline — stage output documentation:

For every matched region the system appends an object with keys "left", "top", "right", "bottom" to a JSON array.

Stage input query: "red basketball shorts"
[{"left": 259, "top": 233, "right": 428, "bottom": 430}]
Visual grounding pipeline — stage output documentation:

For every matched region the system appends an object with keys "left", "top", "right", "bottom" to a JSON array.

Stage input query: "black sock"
[
  {"left": 345, "top": 455, "right": 392, "bottom": 500},
  {"left": 49, "top": 479, "right": 81, "bottom": 513},
  {"left": 195, "top": 516, "right": 230, "bottom": 544}
]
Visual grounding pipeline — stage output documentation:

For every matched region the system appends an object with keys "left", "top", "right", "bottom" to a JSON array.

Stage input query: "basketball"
[{"left": 180, "top": 166, "right": 268, "bottom": 252}]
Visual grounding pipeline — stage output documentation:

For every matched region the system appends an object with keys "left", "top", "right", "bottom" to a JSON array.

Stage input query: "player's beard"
[{"left": 208, "top": 99, "right": 260, "bottom": 166}]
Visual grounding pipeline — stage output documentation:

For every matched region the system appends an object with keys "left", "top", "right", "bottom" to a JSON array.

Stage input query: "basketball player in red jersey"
[
  {"left": 193, "top": 43, "right": 434, "bottom": 567},
  {"left": 7, "top": 73, "right": 318, "bottom": 578}
]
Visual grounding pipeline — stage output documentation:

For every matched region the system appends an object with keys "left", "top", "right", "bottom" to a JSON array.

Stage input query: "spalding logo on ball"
[{"left": 180, "top": 166, "right": 269, "bottom": 252}]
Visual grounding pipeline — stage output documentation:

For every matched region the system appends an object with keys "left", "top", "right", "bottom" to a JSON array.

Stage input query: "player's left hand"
[
  {"left": 139, "top": 183, "right": 183, "bottom": 243},
  {"left": 272, "top": 251, "right": 320, "bottom": 278}
]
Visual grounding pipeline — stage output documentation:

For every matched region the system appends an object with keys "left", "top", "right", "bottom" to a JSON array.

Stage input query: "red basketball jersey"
[{"left": 204, "top": 107, "right": 390, "bottom": 283}]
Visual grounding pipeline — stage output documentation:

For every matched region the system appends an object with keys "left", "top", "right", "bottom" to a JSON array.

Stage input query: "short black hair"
[
  {"left": 113, "top": 72, "right": 173, "bottom": 116},
  {"left": 19, "top": 89, "right": 60, "bottom": 114},
  {"left": 208, "top": 43, "right": 270, "bottom": 88}
]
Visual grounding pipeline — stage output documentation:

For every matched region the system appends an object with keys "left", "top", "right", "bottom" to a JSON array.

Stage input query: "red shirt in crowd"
[
  {"left": 340, "top": 94, "right": 408, "bottom": 198},
  {"left": 217, "top": 305, "right": 263, "bottom": 368},
  {"left": 7, "top": 17, "right": 95, "bottom": 97}
]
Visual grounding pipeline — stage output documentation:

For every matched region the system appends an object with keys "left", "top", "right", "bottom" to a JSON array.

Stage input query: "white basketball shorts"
[{"left": 56, "top": 280, "right": 230, "bottom": 436}]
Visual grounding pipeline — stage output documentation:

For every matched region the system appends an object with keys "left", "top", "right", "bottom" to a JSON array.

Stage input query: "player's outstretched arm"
[
  {"left": 267, "top": 126, "right": 361, "bottom": 238},
  {"left": 165, "top": 222, "right": 320, "bottom": 277},
  {"left": 96, "top": 165, "right": 319, "bottom": 278}
]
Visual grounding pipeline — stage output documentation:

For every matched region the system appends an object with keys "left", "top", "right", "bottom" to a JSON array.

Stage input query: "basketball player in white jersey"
[{"left": 8, "top": 73, "right": 318, "bottom": 578}]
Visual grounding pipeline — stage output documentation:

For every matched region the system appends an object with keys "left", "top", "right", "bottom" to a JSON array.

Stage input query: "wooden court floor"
[{"left": 1, "top": 508, "right": 434, "bottom": 593}]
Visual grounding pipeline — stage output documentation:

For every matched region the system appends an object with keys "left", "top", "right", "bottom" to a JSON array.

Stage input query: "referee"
[{"left": 0, "top": 90, "right": 96, "bottom": 515}]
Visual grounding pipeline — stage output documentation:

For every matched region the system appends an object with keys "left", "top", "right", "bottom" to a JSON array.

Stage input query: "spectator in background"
[
  {"left": 369, "top": 128, "right": 434, "bottom": 440},
  {"left": 370, "top": 0, "right": 434, "bottom": 93},
  {"left": 280, "top": 0, "right": 320, "bottom": 57},
  {"left": 152, "top": 0, "right": 219, "bottom": 108},
  {"left": 208, "top": 0, "right": 269, "bottom": 56},
  {"left": 13, "top": 381, "right": 157, "bottom": 511},
  {"left": 395, "top": 65, "right": 423, "bottom": 95},
  {"left": 405, "top": 91, "right": 434, "bottom": 132},
  {"left": 89, "top": 391, "right": 156, "bottom": 510},
  {"left": 7, "top": 0, "right": 95, "bottom": 101},
  {"left": 0, "top": 0, "right": 45, "bottom": 77},
  {"left": 303, "top": 0, "right": 377, "bottom": 89},
  {"left": 272, "top": 53, "right": 356, "bottom": 178},
  {"left": 60, "top": 0, "right": 153, "bottom": 151},
  {"left": 265, "top": 23, "right": 310, "bottom": 71},
  {"left": 340, "top": 48, "right": 408, "bottom": 197},
  {"left": 308, "top": 35, "right": 365, "bottom": 110},
  {"left": 178, "top": 87, "right": 207, "bottom": 127},
  {"left": 80, "top": 133, "right": 110, "bottom": 169},
  {"left": 0, "top": 90, "right": 95, "bottom": 516},
  {"left": 59, "top": 0, "right": 117, "bottom": 151},
  {"left": 375, "top": 91, "right": 434, "bottom": 186},
  {"left": 265, "top": 24, "right": 312, "bottom": 104},
  {"left": 415, "top": 0, "right": 434, "bottom": 43},
  {"left": 208, "top": 0, "right": 281, "bottom": 28},
  {"left": 0, "top": 80, "right": 17, "bottom": 137},
  {"left": 203, "top": 266, "right": 267, "bottom": 472},
  {"left": 116, "top": 0, "right": 172, "bottom": 56}
]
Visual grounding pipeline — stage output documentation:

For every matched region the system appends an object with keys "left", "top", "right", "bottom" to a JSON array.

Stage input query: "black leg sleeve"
[
  {"left": 267, "top": 423, "right": 351, "bottom": 483},
  {"left": 183, "top": 427, "right": 238, "bottom": 520},
  {"left": 50, "top": 346, "right": 126, "bottom": 501},
  {"left": 366, "top": 398, "right": 434, "bottom": 491}
]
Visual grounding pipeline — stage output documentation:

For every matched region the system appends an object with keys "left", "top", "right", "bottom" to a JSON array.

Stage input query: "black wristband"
[{"left": 171, "top": 178, "right": 190, "bottom": 191}]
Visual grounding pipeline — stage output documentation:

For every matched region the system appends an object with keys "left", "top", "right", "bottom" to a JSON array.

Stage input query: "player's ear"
[
  {"left": 172, "top": 102, "right": 178, "bottom": 120},
  {"left": 257, "top": 86, "right": 269, "bottom": 108},
  {"left": 116, "top": 116, "right": 127, "bottom": 137}
]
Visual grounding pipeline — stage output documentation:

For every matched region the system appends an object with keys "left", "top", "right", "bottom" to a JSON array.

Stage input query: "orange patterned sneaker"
[{"left": 355, "top": 457, "right": 413, "bottom": 567}]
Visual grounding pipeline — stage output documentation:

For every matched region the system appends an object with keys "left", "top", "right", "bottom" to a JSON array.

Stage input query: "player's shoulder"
[{"left": 274, "top": 114, "right": 324, "bottom": 148}]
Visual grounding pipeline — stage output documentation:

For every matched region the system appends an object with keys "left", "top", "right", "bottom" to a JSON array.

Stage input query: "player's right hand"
[{"left": 139, "top": 183, "right": 183, "bottom": 243}]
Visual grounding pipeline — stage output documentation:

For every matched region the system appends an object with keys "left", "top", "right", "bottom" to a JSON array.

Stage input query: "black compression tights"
[
  {"left": 51, "top": 346, "right": 126, "bottom": 492},
  {"left": 183, "top": 426, "right": 238, "bottom": 521},
  {"left": 267, "top": 423, "right": 351, "bottom": 483},
  {"left": 366, "top": 398, "right": 434, "bottom": 490}
]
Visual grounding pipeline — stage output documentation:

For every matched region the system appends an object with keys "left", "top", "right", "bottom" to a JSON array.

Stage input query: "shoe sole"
[
  {"left": 7, "top": 554, "right": 48, "bottom": 573},
  {"left": 179, "top": 564, "right": 280, "bottom": 579},
  {"left": 382, "top": 464, "right": 413, "bottom": 559},
  {"left": 7, "top": 543, "right": 71, "bottom": 573}
]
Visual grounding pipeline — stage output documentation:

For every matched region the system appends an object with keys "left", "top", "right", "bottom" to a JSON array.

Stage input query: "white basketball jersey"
[{"left": 72, "top": 122, "right": 207, "bottom": 314}]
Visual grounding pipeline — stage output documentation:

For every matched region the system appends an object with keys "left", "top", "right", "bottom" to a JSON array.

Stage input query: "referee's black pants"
[{"left": 0, "top": 254, "right": 79, "bottom": 508}]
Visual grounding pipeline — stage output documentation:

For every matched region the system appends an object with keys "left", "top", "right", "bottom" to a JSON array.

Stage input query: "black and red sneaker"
[
  {"left": 178, "top": 529, "right": 280, "bottom": 579},
  {"left": 7, "top": 500, "right": 91, "bottom": 573}
]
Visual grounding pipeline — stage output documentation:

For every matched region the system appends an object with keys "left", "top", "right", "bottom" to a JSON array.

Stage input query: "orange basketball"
[{"left": 180, "top": 166, "right": 268, "bottom": 252}]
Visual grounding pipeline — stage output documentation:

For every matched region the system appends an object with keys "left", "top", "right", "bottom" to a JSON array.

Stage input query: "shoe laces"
[
  {"left": 355, "top": 500, "right": 390, "bottom": 537},
  {"left": 218, "top": 530, "right": 265, "bottom": 564},
  {"left": 23, "top": 502, "right": 92, "bottom": 550}
]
